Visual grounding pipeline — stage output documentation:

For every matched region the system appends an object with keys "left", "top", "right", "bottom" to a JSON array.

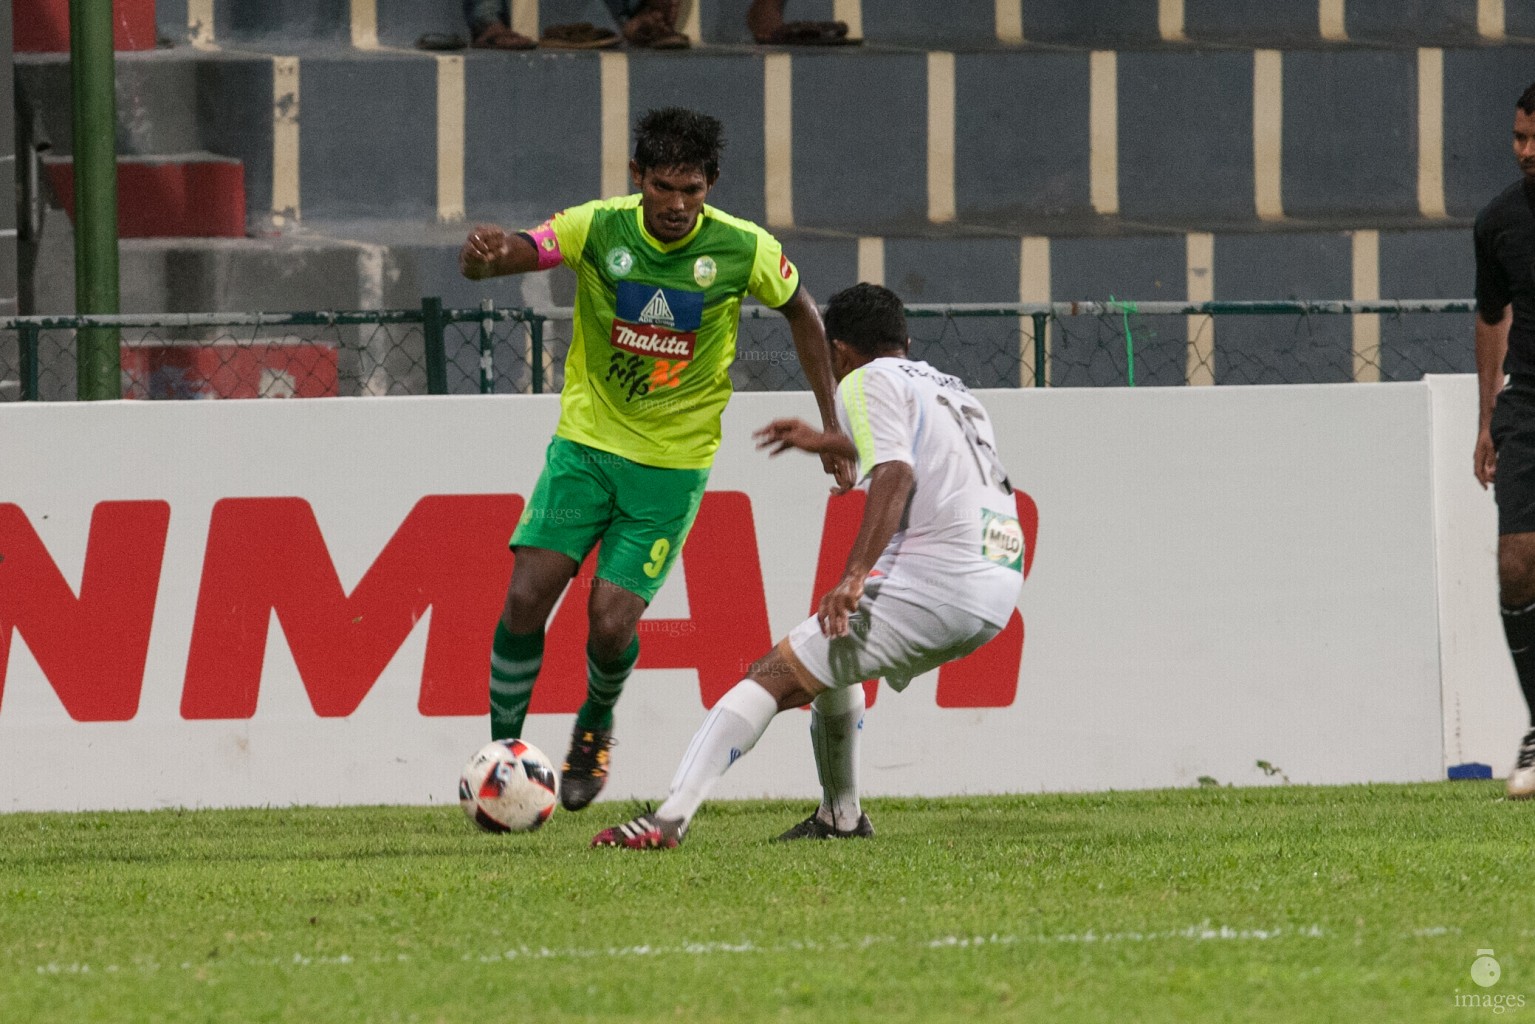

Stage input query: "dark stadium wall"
[
  {"left": 212, "top": 0, "right": 350, "bottom": 44},
  {"left": 462, "top": 54, "right": 604, "bottom": 225},
  {"left": 1443, "top": 47, "right": 1535, "bottom": 218},
  {"left": 954, "top": 52, "right": 1092, "bottom": 225},
  {"left": 1345, "top": 0, "right": 1480, "bottom": 43},
  {"left": 791, "top": 51, "right": 928, "bottom": 232},
  {"left": 1513, "top": 2, "right": 1535, "bottom": 37},
  {"left": 1181, "top": 0, "right": 1324, "bottom": 43},
  {"left": 627, "top": 54, "right": 767, "bottom": 225}
]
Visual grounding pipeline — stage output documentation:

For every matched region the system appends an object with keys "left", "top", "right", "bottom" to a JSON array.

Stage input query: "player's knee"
[
  {"left": 748, "top": 653, "right": 818, "bottom": 712},
  {"left": 1499, "top": 540, "right": 1535, "bottom": 607},
  {"left": 586, "top": 610, "right": 639, "bottom": 661},
  {"left": 502, "top": 579, "right": 558, "bottom": 632},
  {"left": 812, "top": 684, "right": 864, "bottom": 717}
]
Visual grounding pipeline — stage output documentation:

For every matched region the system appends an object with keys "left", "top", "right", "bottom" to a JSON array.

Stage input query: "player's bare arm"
[
  {"left": 818, "top": 460, "right": 914, "bottom": 638},
  {"left": 780, "top": 288, "right": 858, "bottom": 491},
  {"left": 459, "top": 225, "right": 542, "bottom": 280},
  {"left": 753, "top": 418, "right": 859, "bottom": 461},
  {"left": 1476, "top": 304, "right": 1512, "bottom": 488}
]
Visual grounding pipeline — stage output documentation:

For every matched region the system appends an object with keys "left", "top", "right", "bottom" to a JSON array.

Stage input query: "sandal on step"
[
  {"left": 541, "top": 22, "right": 621, "bottom": 49},
  {"left": 471, "top": 22, "right": 537, "bottom": 49},
  {"left": 756, "top": 20, "right": 858, "bottom": 45},
  {"left": 623, "top": 9, "right": 690, "bottom": 49}
]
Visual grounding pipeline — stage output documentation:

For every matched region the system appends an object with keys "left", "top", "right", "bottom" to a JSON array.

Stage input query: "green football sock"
[
  {"left": 575, "top": 634, "right": 640, "bottom": 732},
  {"left": 489, "top": 624, "right": 543, "bottom": 740}
]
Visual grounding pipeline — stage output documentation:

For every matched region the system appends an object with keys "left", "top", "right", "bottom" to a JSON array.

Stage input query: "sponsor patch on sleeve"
[{"left": 779, "top": 253, "right": 794, "bottom": 281}]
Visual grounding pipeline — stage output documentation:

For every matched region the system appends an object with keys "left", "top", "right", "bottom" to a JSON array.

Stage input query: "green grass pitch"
[{"left": 3, "top": 782, "right": 1532, "bottom": 1023}]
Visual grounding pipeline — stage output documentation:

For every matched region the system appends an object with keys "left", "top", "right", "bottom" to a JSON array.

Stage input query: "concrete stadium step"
[
  {"left": 256, "top": 45, "right": 1534, "bottom": 233},
  {"left": 43, "top": 153, "right": 247, "bottom": 238},
  {"left": 18, "top": 50, "right": 284, "bottom": 229},
  {"left": 20, "top": 51, "right": 212, "bottom": 158},
  {"left": 29, "top": 216, "right": 420, "bottom": 314}
]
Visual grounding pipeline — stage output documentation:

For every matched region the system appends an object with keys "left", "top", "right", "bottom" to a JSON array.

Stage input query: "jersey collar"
[{"left": 635, "top": 203, "right": 707, "bottom": 253}]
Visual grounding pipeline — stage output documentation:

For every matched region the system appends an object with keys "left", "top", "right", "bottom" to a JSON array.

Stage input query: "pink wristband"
[{"left": 523, "top": 221, "right": 563, "bottom": 271}]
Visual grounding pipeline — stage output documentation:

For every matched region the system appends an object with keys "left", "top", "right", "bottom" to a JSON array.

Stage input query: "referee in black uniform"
[{"left": 1474, "top": 81, "right": 1535, "bottom": 798}]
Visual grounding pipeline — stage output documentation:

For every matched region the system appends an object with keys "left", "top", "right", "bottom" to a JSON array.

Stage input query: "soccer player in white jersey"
[{"left": 592, "top": 283, "right": 1026, "bottom": 849}]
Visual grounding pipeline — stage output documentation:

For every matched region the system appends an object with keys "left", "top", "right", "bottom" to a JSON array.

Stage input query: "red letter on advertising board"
[
  {"left": 534, "top": 492, "right": 773, "bottom": 712},
  {"left": 0, "top": 501, "right": 170, "bottom": 721},
  {"left": 180, "top": 495, "right": 520, "bottom": 719}
]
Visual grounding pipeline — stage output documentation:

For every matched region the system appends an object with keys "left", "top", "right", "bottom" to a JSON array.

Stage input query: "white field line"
[{"left": 32, "top": 923, "right": 1345, "bottom": 975}]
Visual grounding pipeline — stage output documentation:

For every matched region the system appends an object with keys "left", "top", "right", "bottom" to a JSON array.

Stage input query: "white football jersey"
[{"left": 834, "top": 357, "right": 1024, "bottom": 626}]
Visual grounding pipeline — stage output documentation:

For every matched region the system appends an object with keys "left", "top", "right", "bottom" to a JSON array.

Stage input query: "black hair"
[
  {"left": 633, "top": 108, "right": 724, "bottom": 180},
  {"left": 824, "top": 283, "right": 909, "bottom": 357},
  {"left": 1520, "top": 83, "right": 1535, "bottom": 116}
]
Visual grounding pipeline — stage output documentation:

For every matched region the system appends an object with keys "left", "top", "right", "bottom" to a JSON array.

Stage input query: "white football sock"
[
  {"left": 810, "top": 685, "right": 865, "bottom": 831},
  {"left": 657, "top": 679, "right": 779, "bottom": 827}
]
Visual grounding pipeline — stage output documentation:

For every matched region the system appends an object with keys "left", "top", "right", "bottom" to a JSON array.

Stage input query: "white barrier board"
[
  {"left": 0, "top": 383, "right": 1458, "bottom": 810},
  {"left": 1428, "top": 374, "right": 1524, "bottom": 776}
]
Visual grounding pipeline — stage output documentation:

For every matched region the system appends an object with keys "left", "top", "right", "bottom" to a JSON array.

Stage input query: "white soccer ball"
[{"left": 458, "top": 739, "right": 559, "bottom": 833}]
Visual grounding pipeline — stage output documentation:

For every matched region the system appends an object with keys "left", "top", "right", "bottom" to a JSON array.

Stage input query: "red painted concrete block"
[
  {"left": 14, "top": 0, "right": 158, "bottom": 52},
  {"left": 45, "top": 156, "right": 248, "bottom": 238}
]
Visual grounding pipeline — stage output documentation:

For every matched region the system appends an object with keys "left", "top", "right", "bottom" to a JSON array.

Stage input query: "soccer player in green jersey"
[{"left": 460, "top": 107, "right": 852, "bottom": 811}]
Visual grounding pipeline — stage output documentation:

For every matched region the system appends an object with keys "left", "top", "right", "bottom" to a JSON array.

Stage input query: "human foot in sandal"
[
  {"left": 747, "top": 0, "right": 859, "bottom": 45},
  {"left": 623, "top": 0, "right": 689, "bottom": 49},
  {"left": 471, "top": 20, "right": 536, "bottom": 49}
]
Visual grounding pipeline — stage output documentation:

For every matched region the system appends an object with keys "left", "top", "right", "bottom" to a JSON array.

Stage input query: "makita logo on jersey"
[
  {"left": 611, "top": 281, "right": 704, "bottom": 357},
  {"left": 612, "top": 323, "right": 696, "bottom": 358}
]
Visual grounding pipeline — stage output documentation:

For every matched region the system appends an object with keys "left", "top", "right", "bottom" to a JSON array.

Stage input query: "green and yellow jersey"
[{"left": 533, "top": 195, "right": 800, "bottom": 469}]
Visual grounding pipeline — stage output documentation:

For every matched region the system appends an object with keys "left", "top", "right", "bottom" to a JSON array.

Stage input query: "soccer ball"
[{"left": 458, "top": 739, "right": 559, "bottom": 833}]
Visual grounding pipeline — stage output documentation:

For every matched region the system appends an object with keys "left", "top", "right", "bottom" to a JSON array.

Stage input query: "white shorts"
[{"left": 786, "top": 576, "right": 1004, "bottom": 692}]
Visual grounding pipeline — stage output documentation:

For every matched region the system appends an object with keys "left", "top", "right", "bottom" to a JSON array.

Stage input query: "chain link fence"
[{"left": 0, "top": 299, "right": 1476, "bottom": 402}]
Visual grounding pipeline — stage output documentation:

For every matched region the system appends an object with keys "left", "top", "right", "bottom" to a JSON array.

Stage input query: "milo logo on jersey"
[
  {"left": 611, "top": 281, "right": 706, "bottom": 360},
  {"left": 981, "top": 508, "right": 1025, "bottom": 571}
]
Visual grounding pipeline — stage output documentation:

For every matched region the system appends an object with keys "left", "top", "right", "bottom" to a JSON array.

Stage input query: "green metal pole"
[
  {"left": 529, "top": 313, "right": 544, "bottom": 395},
  {"left": 478, "top": 298, "right": 494, "bottom": 394},
  {"left": 1031, "top": 312, "right": 1048, "bottom": 388},
  {"left": 19, "top": 324, "right": 40, "bottom": 401},
  {"left": 69, "top": 0, "right": 121, "bottom": 400},
  {"left": 421, "top": 296, "right": 448, "bottom": 395}
]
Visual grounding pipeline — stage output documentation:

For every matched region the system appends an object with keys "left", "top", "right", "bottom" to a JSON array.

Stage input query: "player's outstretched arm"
[
  {"left": 779, "top": 288, "right": 857, "bottom": 491},
  {"left": 459, "top": 225, "right": 543, "bottom": 280},
  {"left": 753, "top": 418, "right": 859, "bottom": 461},
  {"left": 818, "top": 460, "right": 914, "bottom": 637}
]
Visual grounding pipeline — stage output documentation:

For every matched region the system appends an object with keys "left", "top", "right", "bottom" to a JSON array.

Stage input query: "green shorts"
[{"left": 510, "top": 435, "right": 710, "bottom": 603}]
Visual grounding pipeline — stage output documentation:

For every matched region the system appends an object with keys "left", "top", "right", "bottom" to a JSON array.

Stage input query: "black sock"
[{"left": 1501, "top": 601, "right": 1535, "bottom": 726}]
